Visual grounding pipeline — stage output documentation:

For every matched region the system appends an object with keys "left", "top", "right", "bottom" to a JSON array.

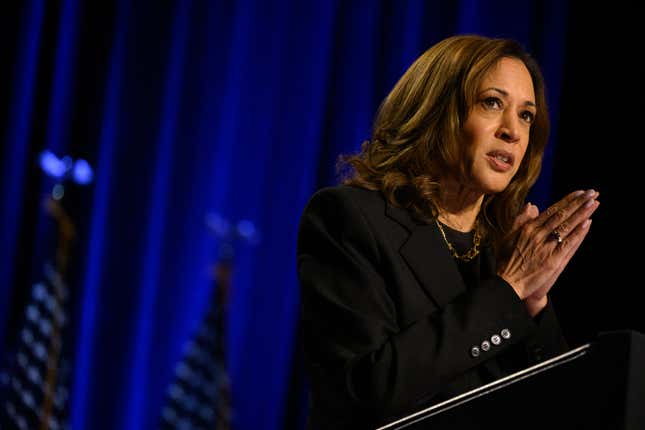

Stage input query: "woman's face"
[{"left": 462, "top": 57, "right": 536, "bottom": 195}]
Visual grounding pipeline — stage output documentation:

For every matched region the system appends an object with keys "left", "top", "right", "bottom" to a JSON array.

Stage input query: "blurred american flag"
[{"left": 0, "top": 262, "right": 71, "bottom": 430}]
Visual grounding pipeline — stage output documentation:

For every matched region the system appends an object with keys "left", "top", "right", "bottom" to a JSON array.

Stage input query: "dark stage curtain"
[{"left": 1, "top": 1, "right": 641, "bottom": 429}]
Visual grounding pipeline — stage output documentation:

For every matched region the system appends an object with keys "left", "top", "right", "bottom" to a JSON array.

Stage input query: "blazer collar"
[
  {"left": 386, "top": 202, "right": 496, "bottom": 308},
  {"left": 385, "top": 203, "right": 418, "bottom": 232}
]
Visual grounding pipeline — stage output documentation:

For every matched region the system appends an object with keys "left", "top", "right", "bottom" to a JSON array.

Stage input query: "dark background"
[
  {"left": 549, "top": 2, "right": 644, "bottom": 347},
  {"left": 1, "top": 1, "right": 643, "bottom": 429}
]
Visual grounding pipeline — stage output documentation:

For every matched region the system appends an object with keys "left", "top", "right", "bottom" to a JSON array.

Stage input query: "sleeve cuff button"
[{"left": 470, "top": 346, "right": 481, "bottom": 358}]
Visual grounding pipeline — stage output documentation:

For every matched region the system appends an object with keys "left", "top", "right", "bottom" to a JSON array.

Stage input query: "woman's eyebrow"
[{"left": 482, "top": 87, "right": 536, "bottom": 107}]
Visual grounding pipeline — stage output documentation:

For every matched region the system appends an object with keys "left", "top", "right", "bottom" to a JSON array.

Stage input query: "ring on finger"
[{"left": 550, "top": 229, "right": 563, "bottom": 244}]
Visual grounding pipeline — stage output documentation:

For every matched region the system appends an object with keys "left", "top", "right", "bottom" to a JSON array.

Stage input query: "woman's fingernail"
[
  {"left": 585, "top": 189, "right": 596, "bottom": 196},
  {"left": 582, "top": 219, "right": 592, "bottom": 229}
]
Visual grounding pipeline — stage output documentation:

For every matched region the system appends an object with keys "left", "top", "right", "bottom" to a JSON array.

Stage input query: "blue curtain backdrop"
[{"left": 7, "top": 0, "right": 633, "bottom": 429}]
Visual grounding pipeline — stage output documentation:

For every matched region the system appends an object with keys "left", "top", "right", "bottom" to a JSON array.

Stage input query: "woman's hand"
[{"left": 496, "top": 189, "right": 600, "bottom": 316}]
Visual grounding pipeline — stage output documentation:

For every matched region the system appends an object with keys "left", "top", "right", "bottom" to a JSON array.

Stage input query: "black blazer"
[{"left": 296, "top": 185, "right": 568, "bottom": 429}]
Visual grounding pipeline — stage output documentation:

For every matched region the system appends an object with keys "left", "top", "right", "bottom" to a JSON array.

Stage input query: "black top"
[{"left": 438, "top": 221, "right": 481, "bottom": 290}]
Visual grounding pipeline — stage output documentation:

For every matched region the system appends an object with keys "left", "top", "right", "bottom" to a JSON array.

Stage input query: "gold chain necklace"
[{"left": 435, "top": 219, "right": 481, "bottom": 261}]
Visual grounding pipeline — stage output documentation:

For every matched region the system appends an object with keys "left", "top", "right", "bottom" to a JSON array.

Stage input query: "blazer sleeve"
[
  {"left": 297, "top": 187, "right": 562, "bottom": 421},
  {"left": 524, "top": 300, "right": 569, "bottom": 364}
]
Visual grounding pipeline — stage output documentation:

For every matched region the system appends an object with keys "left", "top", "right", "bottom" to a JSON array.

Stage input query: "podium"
[{"left": 377, "top": 330, "right": 645, "bottom": 430}]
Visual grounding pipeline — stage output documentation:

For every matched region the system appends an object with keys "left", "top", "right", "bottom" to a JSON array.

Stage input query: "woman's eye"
[
  {"left": 483, "top": 97, "right": 502, "bottom": 109},
  {"left": 520, "top": 111, "right": 535, "bottom": 123}
]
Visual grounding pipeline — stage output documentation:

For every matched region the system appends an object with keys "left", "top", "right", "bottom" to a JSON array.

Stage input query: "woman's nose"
[{"left": 495, "top": 113, "right": 520, "bottom": 143}]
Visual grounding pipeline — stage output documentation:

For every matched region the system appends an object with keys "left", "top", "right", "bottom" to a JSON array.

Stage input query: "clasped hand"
[{"left": 497, "top": 189, "right": 600, "bottom": 316}]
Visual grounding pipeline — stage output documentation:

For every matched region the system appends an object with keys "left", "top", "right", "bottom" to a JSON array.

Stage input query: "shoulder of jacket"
[{"left": 310, "top": 184, "right": 381, "bottom": 204}]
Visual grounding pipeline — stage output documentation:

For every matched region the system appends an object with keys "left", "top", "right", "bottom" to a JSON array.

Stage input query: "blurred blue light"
[
  {"left": 73, "top": 159, "right": 94, "bottom": 184},
  {"left": 39, "top": 150, "right": 67, "bottom": 178},
  {"left": 39, "top": 150, "right": 94, "bottom": 186},
  {"left": 236, "top": 219, "right": 257, "bottom": 242},
  {"left": 205, "top": 212, "right": 230, "bottom": 238}
]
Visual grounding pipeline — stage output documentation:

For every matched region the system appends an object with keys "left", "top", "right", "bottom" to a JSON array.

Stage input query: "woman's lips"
[{"left": 486, "top": 153, "right": 513, "bottom": 172}]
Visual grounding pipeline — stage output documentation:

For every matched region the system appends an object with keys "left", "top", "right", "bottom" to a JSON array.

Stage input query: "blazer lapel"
[
  {"left": 386, "top": 204, "right": 466, "bottom": 308},
  {"left": 386, "top": 203, "right": 505, "bottom": 380}
]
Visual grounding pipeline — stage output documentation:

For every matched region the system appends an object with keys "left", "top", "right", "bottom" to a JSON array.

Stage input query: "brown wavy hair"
[{"left": 338, "top": 34, "right": 550, "bottom": 245}]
